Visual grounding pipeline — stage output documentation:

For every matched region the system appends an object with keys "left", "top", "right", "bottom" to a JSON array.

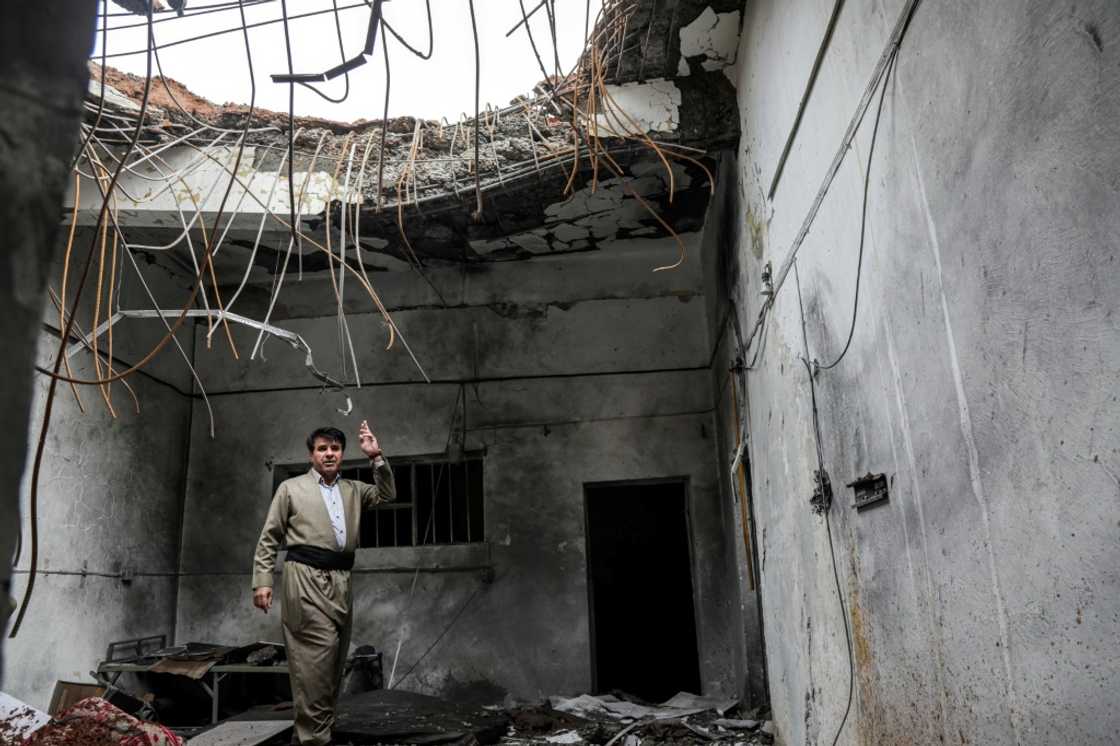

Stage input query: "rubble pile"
[
  {"left": 498, "top": 693, "right": 774, "bottom": 746},
  {"left": 86, "top": 63, "right": 578, "bottom": 212}
]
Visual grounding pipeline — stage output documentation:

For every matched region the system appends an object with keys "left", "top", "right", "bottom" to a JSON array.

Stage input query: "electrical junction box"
[{"left": 847, "top": 473, "right": 889, "bottom": 511}]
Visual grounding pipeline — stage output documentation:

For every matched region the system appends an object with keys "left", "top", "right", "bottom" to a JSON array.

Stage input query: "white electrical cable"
[
  {"left": 248, "top": 132, "right": 329, "bottom": 360},
  {"left": 99, "top": 134, "right": 433, "bottom": 381},
  {"left": 80, "top": 146, "right": 218, "bottom": 435},
  {"left": 338, "top": 141, "right": 362, "bottom": 387},
  {"left": 218, "top": 130, "right": 301, "bottom": 320}
]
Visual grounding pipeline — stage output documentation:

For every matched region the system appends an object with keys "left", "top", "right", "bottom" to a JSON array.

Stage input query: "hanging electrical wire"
[
  {"left": 378, "top": 0, "right": 433, "bottom": 60},
  {"left": 13, "top": 0, "right": 730, "bottom": 659},
  {"left": 62, "top": 0, "right": 710, "bottom": 398},
  {"left": 278, "top": 0, "right": 300, "bottom": 269},
  {"left": 813, "top": 48, "right": 897, "bottom": 372},
  {"left": 294, "top": 0, "right": 354, "bottom": 104},
  {"left": 794, "top": 262, "right": 855, "bottom": 746},
  {"left": 733, "top": 4, "right": 925, "bottom": 737}
]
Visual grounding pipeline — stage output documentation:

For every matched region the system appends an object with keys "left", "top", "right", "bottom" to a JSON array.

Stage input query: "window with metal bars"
[{"left": 272, "top": 455, "right": 484, "bottom": 548}]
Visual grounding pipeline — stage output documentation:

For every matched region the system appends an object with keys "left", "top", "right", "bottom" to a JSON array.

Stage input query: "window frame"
[{"left": 271, "top": 452, "right": 485, "bottom": 549}]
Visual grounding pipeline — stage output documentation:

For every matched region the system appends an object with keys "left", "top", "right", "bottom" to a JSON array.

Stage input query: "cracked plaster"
[
  {"left": 469, "top": 161, "right": 694, "bottom": 257},
  {"left": 595, "top": 79, "right": 681, "bottom": 135},
  {"left": 678, "top": 7, "right": 741, "bottom": 74}
]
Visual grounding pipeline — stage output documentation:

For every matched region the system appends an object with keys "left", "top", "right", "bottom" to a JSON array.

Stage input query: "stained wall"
[
  {"left": 4, "top": 251, "right": 196, "bottom": 709},
  {"left": 713, "top": 1, "right": 1120, "bottom": 743},
  {"left": 174, "top": 233, "right": 746, "bottom": 702}
]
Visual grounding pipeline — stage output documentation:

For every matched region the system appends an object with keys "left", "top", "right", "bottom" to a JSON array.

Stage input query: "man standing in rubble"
[{"left": 252, "top": 420, "right": 396, "bottom": 745}]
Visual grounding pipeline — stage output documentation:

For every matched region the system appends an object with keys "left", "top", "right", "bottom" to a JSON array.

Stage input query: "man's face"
[{"left": 309, "top": 437, "right": 344, "bottom": 481}]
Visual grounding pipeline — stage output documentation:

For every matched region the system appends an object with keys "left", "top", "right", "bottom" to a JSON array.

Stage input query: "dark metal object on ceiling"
[
  {"left": 110, "top": 0, "right": 184, "bottom": 16},
  {"left": 270, "top": 0, "right": 384, "bottom": 84}
]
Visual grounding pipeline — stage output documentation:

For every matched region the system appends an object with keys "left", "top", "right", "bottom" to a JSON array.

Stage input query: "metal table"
[{"left": 96, "top": 662, "right": 290, "bottom": 724}]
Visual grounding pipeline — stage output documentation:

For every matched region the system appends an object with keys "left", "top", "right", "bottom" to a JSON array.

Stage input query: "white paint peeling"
[
  {"left": 679, "top": 8, "right": 741, "bottom": 73},
  {"left": 594, "top": 79, "right": 681, "bottom": 135},
  {"left": 265, "top": 171, "right": 336, "bottom": 215}
]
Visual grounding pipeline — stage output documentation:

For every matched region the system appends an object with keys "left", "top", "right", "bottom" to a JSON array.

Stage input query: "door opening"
[{"left": 584, "top": 479, "right": 701, "bottom": 702}]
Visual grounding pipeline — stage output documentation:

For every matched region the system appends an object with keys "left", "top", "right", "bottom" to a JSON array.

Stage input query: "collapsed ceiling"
[
  {"left": 49, "top": 0, "right": 747, "bottom": 421},
  {"left": 80, "top": 0, "right": 741, "bottom": 272}
]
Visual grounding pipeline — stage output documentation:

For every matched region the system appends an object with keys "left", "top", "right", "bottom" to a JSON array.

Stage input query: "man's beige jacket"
[{"left": 252, "top": 461, "right": 396, "bottom": 589}]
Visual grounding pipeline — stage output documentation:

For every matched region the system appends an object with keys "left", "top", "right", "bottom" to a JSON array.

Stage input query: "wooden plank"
[{"left": 48, "top": 681, "right": 106, "bottom": 715}]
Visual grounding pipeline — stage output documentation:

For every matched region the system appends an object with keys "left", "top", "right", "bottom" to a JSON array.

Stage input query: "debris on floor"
[
  {"left": 3, "top": 685, "right": 771, "bottom": 746},
  {"left": 550, "top": 692, "right": 737, "bottom": 722},
  {"left": 503, "top": 703, "right": 615, "bottom": 744},
  {"left": 21, "top": 696, "right": 182, "bottom": 745},
  {"left": 501, "top": 692, "right": 772, "bottom": 745}
]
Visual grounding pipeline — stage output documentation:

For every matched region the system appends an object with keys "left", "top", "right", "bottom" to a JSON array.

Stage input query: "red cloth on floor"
[{"left": 23, "top": 697, "right": 181, "bottom": 746}]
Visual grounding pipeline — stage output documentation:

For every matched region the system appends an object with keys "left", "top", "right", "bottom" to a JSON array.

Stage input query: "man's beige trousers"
[{"left": 281, "top": 562, "right": 353, "bottom": 746}]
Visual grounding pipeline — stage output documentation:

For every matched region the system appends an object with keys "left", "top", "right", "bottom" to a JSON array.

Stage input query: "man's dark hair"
[{"left": 307, "top": 426, "right": 346, "bottom": 452}]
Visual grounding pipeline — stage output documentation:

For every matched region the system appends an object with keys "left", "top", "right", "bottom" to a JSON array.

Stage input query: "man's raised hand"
[{"left": 358, "top": 420, "right": 382, "bottom": 459}]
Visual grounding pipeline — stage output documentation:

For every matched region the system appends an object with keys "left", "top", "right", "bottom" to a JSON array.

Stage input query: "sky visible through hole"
[{"left": 93, "top": 0, "right": 603, "bottom": 122}]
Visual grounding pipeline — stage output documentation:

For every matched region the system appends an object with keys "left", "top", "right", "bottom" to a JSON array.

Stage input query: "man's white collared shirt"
[{"left": 317, "top": 474, "right": 347, "bottom": 550}]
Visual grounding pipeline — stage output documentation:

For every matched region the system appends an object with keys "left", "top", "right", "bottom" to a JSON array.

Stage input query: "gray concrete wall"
[
  {"left": 175, "top": 234, "right": 746, "bottom": 702},
  {"left": 4, "top": 251, "right": 196, "bottom": 709},
  {"left": 0, "top": 1, "right": 97, "bottom": 689},
  {"left": 700, "top": 150, "right": 769, "bottom": 708},
  {"left": 717, "top": 1, "right": 1120, "bottom": 744}
]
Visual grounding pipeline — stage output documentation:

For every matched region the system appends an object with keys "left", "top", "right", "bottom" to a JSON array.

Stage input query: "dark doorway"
[{"left": 584, "top": 479, "right": 701, "bottom": 702}]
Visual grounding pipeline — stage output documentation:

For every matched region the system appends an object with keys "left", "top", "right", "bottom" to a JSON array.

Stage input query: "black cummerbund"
[{"left": 284, "top": 544, "right": 355, "bottom": 571}]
